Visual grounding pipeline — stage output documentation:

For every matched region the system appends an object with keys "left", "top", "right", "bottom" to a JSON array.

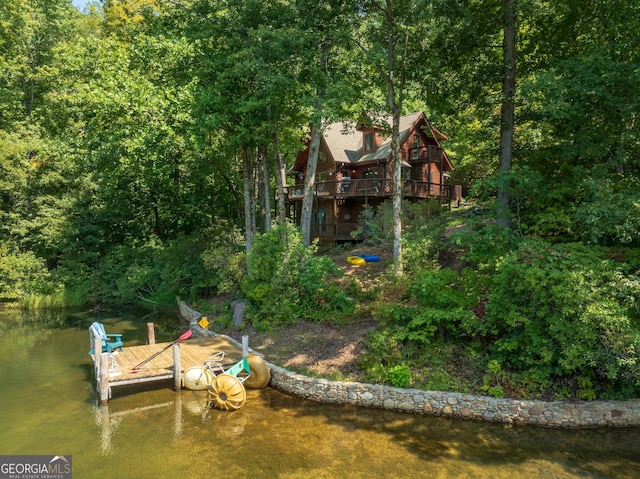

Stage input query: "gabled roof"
[
  {"left": 324, "top": 112, "right": 448, "bottom": 166},
  {"left": 291, "top": 111, "right": 451, "bottom": 174}
]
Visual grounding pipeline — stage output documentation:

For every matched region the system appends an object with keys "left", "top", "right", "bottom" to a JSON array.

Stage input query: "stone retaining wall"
[{"left": 266, "top": 363, "right": 640, "bottom": 428}]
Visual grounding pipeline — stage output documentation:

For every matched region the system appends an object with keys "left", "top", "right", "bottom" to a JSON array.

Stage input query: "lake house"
[{"left": 285, "top": 112, "right": 462, "bottom": 244}]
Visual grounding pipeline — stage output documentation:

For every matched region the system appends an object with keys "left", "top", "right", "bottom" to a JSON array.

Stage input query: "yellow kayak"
[{"left": 347, "top": 256, "right": 366, "bottom": 266}]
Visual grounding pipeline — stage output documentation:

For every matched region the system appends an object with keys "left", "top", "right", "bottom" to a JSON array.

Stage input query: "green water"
[{"left": 1, "top": 307, "right": 639, "bottom": 478}]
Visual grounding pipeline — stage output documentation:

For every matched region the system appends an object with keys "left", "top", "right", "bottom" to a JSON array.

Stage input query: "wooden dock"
[{"left": 91, "top": 333, "right": 246, "bottom": 403}]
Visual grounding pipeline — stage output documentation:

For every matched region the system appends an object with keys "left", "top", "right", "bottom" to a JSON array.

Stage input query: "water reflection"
[{"left": 1, "top": 306, "right": 639, "bottom": 479}]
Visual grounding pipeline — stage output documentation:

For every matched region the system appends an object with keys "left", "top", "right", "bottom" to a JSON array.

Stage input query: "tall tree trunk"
[
  {"left": 385, "top": 0, "right": 404, "bottom": 276},
  {"left": 258, "top": 144, "right": 272, "bottom": 233},
  {"left": 269, "top": 108, "right": 288, "bottom": 224},
  {"left": 242, "top": 146, "right": 256, "bottom": 259},
  {"left": 301, "top": 111, "right": 322, "bottom": 247},
  {"left": 497, "top": 0, "right": 517, "bottom": 229},
  {"left": 274, "top": 142, "right": 288, "bottom": 224},
  {"left": 390, "top": 96, "right": 403, "bottom": 276}
]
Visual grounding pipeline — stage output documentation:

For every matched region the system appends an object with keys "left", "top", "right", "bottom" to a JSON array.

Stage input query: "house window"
[
  {"left": 412, "top": 134, "right": 420, "bottom": 160},
  {"left": 364, "top": 132, "right": 374, "bottom": 152}
]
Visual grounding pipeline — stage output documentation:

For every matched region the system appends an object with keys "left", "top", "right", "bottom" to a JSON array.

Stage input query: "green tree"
[
  {"left": 0, "top": 0, "right": 83, "bottom": 261},
  {"left": 356, "top": 0, "right": 434, "bottom": 274},
  {"left": 291, "top": 0, "right": 358, "bottom": 247},
  {"left": 496, "top": 0, "right": 516, "bottom": 228}
]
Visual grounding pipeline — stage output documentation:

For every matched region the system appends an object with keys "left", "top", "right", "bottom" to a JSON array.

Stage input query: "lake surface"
[{"left": 1, "top": 306, "right": 639, "bottom": 478}]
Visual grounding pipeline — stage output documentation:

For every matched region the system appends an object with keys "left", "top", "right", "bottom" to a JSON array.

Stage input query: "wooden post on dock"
[
  {"left": 242, "top": 335, "right": 249, "bottom": 357},
  {"left": 147, "top": 322, "right": 156, "bottom": 345},
  {"left": 93, "top": 338, "right": 103, "bottom": 376},
  {"left": 99, "top": 353, "right": 110, "bottom": 404},
  {"left": 173, "top": 343, "right": 181, "bottom": 391}
]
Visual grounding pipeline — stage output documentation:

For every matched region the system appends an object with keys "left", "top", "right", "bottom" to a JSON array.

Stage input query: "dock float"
[{"left": 90, "top": 329, "right": 245, "bottom": 403}]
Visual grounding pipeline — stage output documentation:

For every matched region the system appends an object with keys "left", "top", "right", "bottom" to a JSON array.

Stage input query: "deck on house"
[{"left": 91, "top": 336, "right": 245, "bottom": 399}]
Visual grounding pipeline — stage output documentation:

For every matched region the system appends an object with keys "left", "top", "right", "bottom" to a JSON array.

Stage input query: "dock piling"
[
  {"left": 173, "top": 343, "right": 181, "bottom": 391},
  {"left": 99, "top": 352, "right": 110, "bottom": 404},
  {"left": 242, "top": 335, "right": 248, "bottom": 357},
  {"left": 93, "top": 338, "right": 103, "bottom": 375},
  {"left": 147, "top": 322, "right": 156, "bottom": 345}
]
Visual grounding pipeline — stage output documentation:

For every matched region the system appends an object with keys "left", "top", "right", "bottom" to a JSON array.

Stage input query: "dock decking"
[{"left": 91, "top": 335, "right": 245, "bottom": 402}]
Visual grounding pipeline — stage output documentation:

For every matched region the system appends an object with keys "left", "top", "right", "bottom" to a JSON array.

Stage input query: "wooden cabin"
[{"left": 286, "top": 112, "right": 462, "bottom": 244}]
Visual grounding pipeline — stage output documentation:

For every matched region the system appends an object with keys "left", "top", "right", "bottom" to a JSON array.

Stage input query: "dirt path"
[
  {"left": 221, "top": 318, "right": 378, "bottom": 381},
  {"left": 217, "top": 246, "right": 391, "bottom": 380}
]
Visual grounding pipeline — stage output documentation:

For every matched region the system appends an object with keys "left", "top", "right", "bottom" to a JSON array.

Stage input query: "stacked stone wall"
[{"left": 267, "top": 363, "right": 640, "bottom": 428}]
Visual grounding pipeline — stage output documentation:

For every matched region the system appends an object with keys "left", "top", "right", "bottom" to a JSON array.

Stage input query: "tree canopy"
[
  {"left": 1, "top": 0, "right": 639, "bottom": 400},
  {"left": 0, "top": 0, "right": 637, "bottom": 297}
]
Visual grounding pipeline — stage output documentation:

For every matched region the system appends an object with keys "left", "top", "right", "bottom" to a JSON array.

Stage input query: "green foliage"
[
  {"left": 21, "top": 288, "right": 84, "bottom": 310},
  {"left": 242, "top": 222, "right": 354, "bottom": 328},
  {"left": 0, "top": 243, "right": 54, "bottom": 301},
  {"left": 477, "top": 239, "right": 640, "bottom": 397},
  {"left": 359, "top": 327, "right": 405, "bottom": 384},
  {"left": 353, "top": 200, "right": 448, "bottom": 249},
  {"left": 352, "top": 205, "right": 387, "bottom": 245},
  {"left": 576, "top": 176, "right": 640, "bottom": 246},
  {"left": 405, "top": 267, "right": 479, "bottom": 344},
  {"left": 368, "top": 263, "right": 487, "bottom": 349},
  {"left": 481, "top": 360, "right": 506, "bottom": 398},
  {"left": 200, "top": 223, "right": 246, "bottom": 295},
  {"left": 449, "top": 209, "right": 516, "bottom": 271},
  {"left": 361, "top": 206, "right": 640, "bottom": 399},
  {"left": 360, "top": 329, "right": 480, "bottom": 392},
  {"left": 388, "top": 364, "right": 411, "bottom": 388},
  {"left": 401, "top": 231, "right": 441, "bottom": 277},
  {"left": 54, "top": 222, "right": 245, "bottom": 305}
]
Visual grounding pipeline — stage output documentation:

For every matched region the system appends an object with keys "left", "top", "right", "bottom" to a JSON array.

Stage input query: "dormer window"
[{"left": 364, "top": 132, "right": 374, "bottom": 152}]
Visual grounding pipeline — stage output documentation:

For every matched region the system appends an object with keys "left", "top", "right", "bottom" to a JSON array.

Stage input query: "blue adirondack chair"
[{"left": 89, "top": 322, "right": 124, "bottom": 354}]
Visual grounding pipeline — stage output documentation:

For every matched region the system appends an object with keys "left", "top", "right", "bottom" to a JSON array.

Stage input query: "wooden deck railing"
[{"left": 285, "top": 179, "right": 460, "bottom": 201}]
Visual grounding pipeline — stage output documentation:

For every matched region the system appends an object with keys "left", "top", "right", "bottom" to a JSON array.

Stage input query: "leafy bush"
[
  {"left": 352, "top": 200, "right": 447, "bottom": 247},
  {"left": 449, "top": 212, "right": 516, "bottom": 271},
  {"left": 63, "top": 220, "right": 246, "bottom": 305},
  {"left": 576, "top": 176, "right": 640, "bottom": 246},
  {"left": 402, "top": 267, "right": 481, "bottom": 344},
  {"left": 241, "top": 222, "right": 354, "bottom": 328},
  {"left": 352, "top": 204, "right": 387, "bottom": 245},
  {"left": 477, "top": 239, "right": 640, "bottom": 397},
  {"left": 0, "top": 243, "right": 55, "bottom": 301},
  {"left": 481, "top": 360, "right": 506, "bottom": 398},
  {"left": 471, "top": 166, "right": 580, "bottom": 242},
  {"left": 388, "top": 364, "right": 411, "bottom": 388},
  {"left": 402, "top": 232, "right": 440, "bottom": 276},
  {"left": 359, "top": 327, "right": 405, "bottom": 384}
]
